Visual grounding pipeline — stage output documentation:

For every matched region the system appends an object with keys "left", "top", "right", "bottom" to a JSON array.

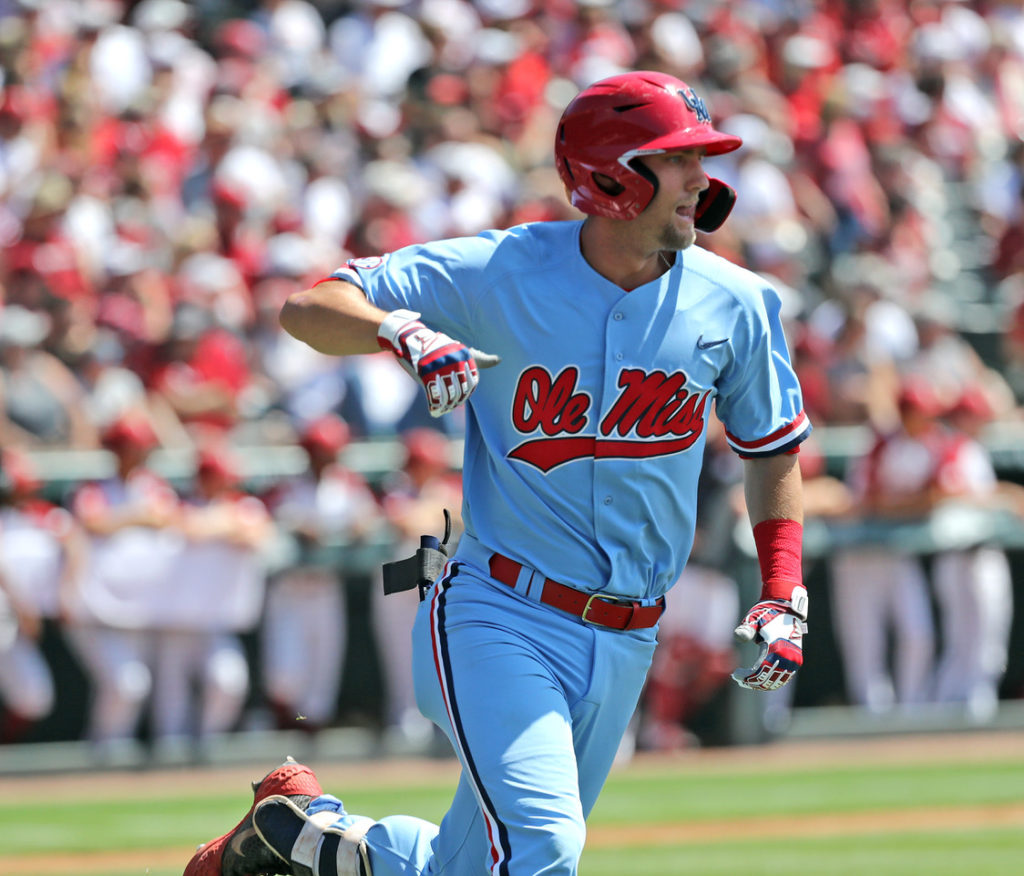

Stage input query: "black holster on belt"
[{"left": 382, "top": 509, "right": 453, "bottom": 601}]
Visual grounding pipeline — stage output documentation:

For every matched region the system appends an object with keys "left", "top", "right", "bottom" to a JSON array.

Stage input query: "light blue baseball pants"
[{"left": 310, "top": 559, "right": 657, "bottom": 875}]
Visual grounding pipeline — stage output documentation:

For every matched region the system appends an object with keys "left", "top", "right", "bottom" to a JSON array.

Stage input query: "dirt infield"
[
  {"left": 8, "top": 729, "right": 1023, "bottom": 799},
  {"left": 5, "top": 730, "right": 1024, "bottom": 876}
]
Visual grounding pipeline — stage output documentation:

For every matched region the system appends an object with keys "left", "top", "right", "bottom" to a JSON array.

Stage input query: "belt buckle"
[{"left": 581, "top": 592, "right": 634, "bottom": 628}]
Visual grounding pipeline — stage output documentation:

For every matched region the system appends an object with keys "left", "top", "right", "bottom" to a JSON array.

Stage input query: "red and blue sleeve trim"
[
  {"left": 312, "top": 266, "right": 364, "bottom": 289},
  {"left": 726, "top": 410, "right": 812, "bottom": 458}
]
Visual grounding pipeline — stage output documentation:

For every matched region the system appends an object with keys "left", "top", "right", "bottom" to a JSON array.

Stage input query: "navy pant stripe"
[{"left": 435, "top": 567, "right": 512, "bottom": 874}]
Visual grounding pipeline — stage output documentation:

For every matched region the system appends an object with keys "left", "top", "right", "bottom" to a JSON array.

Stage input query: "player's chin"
[{"left": 665, "top": 219, "right": 696, "bottom": 251}]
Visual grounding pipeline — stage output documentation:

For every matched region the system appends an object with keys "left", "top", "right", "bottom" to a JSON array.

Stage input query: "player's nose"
[{"left": 688, "top": 164, "right": 710, "bottom": 194}]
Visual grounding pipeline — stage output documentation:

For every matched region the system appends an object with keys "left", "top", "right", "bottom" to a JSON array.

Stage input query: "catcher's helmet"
[{"left": 555, "top": 71, "right": 742, "bottom": 226}]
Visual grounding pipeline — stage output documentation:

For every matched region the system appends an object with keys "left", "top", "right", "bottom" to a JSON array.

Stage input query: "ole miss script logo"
[{"left": 509, "top": 365, "right": 710, "bottom": 472}]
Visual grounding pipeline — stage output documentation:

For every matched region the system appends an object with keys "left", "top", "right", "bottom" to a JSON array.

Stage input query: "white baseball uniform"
[
  {"left": 830, "top": 426, "right": 946, "bottom": 710},
  {"left": 932, "top": 433, "right": 1013, "bottom": 718}
]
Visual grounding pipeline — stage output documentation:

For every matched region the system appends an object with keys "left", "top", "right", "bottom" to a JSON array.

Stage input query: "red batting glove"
[
  {"left": 731, "top": 596, "right": 806, "bottom": 692},
  {"left": 378, "top": 309, "right": 495, "bottom": 417}
]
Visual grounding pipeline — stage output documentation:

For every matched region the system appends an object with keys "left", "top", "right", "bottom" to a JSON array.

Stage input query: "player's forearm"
[
  {"left": 742, "top": 453, "right": 803, "bottom": 526},
  {"left": 742, "top": 452, "right": 807, "bottom": 619},
  {"left": 280, "top": 279, "right": 388, "bottom": 356}
]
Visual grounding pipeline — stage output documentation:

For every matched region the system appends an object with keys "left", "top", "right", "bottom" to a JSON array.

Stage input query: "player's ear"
[{"left": 592, "top": 172, "right": 624, "bottom": 196}]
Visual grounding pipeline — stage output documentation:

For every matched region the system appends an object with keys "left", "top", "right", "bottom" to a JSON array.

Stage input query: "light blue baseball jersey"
[
  {"left": 333, "top": 220, "right": 809, "bottom": 602},
  {"left": 304, "top": 219, "right": 811, "bottom": 876}
]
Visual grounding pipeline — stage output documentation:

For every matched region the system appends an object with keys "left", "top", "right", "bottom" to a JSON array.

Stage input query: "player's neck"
[{"left": 579, "top": 218, "right": 674, "bottom": 290}]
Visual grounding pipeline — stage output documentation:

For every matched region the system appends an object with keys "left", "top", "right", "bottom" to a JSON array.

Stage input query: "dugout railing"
[{"left": 9, "top": 423, "right": 1024, "bottom": 753}]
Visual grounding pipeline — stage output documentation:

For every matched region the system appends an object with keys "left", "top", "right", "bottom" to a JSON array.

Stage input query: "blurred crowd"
[
  {"left": 4, "top": 0, "right": 1024, "bottom": 753},
  {"left": 0, "top": 414, "right": 463, "bottom": 756}
]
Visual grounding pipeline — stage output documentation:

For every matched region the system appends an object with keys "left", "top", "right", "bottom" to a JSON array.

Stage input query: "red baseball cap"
[
  {"left": 102, "top": 413, "right": 159, "bottom": 451},
  {"left": 300, "top": 415, "right": 351, "bottom": 454}
]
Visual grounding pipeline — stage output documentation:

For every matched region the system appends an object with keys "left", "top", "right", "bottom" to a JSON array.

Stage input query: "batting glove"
[
  {"left": 731, "top": 591, "right": 807, "bottom": 692},
  {"left": 377, "top": 309, "right": 497, "bottom": 417}
]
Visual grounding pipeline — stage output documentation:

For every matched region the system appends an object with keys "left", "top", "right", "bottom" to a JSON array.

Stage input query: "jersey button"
[
  {"left": 613, "top": 312, "right": 624, "bottom": 321},
  {"left": 615, "top": 353, "right": 623, "bottom": 361},
  {"left": 603, "top": 496, "right": 612, "bottom": 505}
]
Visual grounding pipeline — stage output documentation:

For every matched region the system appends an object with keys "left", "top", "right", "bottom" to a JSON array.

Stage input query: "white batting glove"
[
  {"left": 377, "top": 309, "right": 498, "bottom": 417},
  {"left": 731, "top": 591, "right": 807, "bottom": 692}
]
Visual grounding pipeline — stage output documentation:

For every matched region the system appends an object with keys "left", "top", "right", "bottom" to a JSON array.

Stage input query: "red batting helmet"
[{"left": 554, "top": 71, "right": 742, "bottom": 226}]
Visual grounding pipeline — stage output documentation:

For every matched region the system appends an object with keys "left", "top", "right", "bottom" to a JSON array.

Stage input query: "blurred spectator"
[
  {"left": 798, "top": 433, "right": 855, "bottom": 522},
  {"left": 72, "top": 326, "right": 191, "bottom": 447},
  {"left": 714, "top": 113, "right": 807, "bottom": 277},
  {"left": 372, "top": 427, "right": 461, "bottom": 747},
  {"left": 789, "top": 325, "right": 833, "bottom": 427},
  {"left": 818, "top": 304, "right": 901, "bottom": 430},
  {"left": 261, "top": 414, "right": 381, "bottom": 733},
  {"left": 342, "top": 350, "right": 443, "bottom": 437},
  {"left": 65, "top": 412, "right": 181, "bottom": 754},
  {"left": 902, "top": 303, "right": 1016, "bottom": 417},
  {"left": 248, "top": 232, "right": 352, "bottom": 432},
  {"left": 828, "top": 379, "right": 951, "bottom": 713},
  {"left": 0, "top": 304, "right": 98, "bottom": 448},
  {"left": 327, "top": 0, "right": 432, "bottom": 101},
  {"left": 0, "top": 448, "right": 82, "bottom": 743},
  {"left": 147, "top": 302, "right": 253, "bottom": 439},
  {"left": 94, "top": 238, "right": 175, "bottom": 349},
  {"left": 932, "top": 386, "right": 1023, "bottom": 720},
  {"left": 1000, "top": 288, "right": 1024, "bottom": 404},
  {"left": 4, "top": 173, "right": 93, "bottom": 310},
  {"left": 149, "top": 442, "right": 270, "bottom": 754},
  {"left": 0, "top": 84, "right": 48, "bottom": 208},
  {"left": 639, "top": 565, "right": 738, "bottom": 751},
  {"left": 256, "top": 0, "right": 328, "bottom": 91}
]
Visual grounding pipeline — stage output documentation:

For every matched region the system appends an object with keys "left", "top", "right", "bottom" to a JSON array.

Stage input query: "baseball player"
[
  {"left": 261, "top": 414, "right": 381, "bottom": 734},
  {"left": 932, "top": 386, "right": 1018, "bottom": 719},
  {"left": 829, "top": 378, "right": 947, "bottom": 712},
  {"left": 186, "top": 71, "right": 810, "bottom": 876},
  {"left": 371, "top": 428, "right": 464, "bottom": 748},
  {"left": 150, "top": 444, "right": 269, "bottom": 751},
  {"left": 0, "top": 449, "right": 78, "bottom": 742},
  {"left": 66, "top": 413, "right": 182, "bottom": 751}
]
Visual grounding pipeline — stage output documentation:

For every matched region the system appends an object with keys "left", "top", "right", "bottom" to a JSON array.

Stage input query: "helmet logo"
[{"left": 677, "top": 86, "right": 710, "bottom": 123}]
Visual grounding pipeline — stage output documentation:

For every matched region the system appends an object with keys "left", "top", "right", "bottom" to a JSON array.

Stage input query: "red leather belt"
[{"left": 488, "top": 552, "right": 664, "bottom": 631}]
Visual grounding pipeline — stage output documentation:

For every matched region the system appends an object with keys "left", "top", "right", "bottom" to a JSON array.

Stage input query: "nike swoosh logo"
[
  {"left": 696, "top": 335, "right": 728, "bottom": 349},
  {"left": 228, "top": 825, "right": 257, "bottom": 860}
]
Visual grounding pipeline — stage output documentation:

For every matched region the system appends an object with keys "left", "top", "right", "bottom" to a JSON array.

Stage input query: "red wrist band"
[{"left": 752, "top": 517, "right": 803, "bottom": 603}]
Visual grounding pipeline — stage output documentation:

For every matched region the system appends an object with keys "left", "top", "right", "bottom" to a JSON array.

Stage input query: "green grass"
[
  {"left": 581, "top": 829, "right": 1024, "bottom": 876},
  {"left": 1, "top": 750, "right": 1022, "bottom": 875},
  {"left": 589, "top": 760, "right": 1024, "bottom": 823}
]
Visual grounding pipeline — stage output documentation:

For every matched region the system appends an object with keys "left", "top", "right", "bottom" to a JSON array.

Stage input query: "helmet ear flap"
[
  {"left": 626, "top": 157, "right": 658, "bottom": 209},
  {"left": 694, "top": 178, "right": 735, "bottom": 232}
]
